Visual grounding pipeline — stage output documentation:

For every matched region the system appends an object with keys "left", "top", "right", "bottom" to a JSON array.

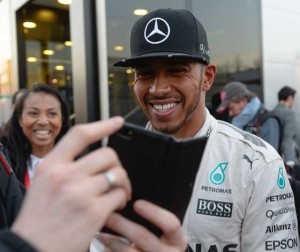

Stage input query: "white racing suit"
[{"left": 146, "top": 109, "right": 299, "bottom": 252}]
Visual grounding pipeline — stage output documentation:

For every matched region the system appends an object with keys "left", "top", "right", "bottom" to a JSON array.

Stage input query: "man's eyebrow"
[
  {"left": 166, "top": 61, "right": 191, "bottom": 66},
  {"left": 134, "top": 63, "right": 152, "bottom": 69}
]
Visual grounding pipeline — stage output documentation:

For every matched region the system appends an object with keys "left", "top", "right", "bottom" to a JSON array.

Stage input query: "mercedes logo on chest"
[{"left": 144, "top": 17, "right": 170, "bottom": 44}]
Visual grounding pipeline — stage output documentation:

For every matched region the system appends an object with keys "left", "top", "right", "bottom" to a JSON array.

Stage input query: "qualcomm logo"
[
  {"left": 209, "top": 162, "right": 229, "bottom": 185},
  {"left": 277, "top": 167, "right": 285, "bottom": 189},
  {"left": 144, "top": 17, "right": 170, "bottom": 44}
]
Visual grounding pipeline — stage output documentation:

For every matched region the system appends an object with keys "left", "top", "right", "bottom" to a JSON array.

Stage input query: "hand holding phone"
[{"left": 107, "top": 122, "right": 208, "bottom": 235}]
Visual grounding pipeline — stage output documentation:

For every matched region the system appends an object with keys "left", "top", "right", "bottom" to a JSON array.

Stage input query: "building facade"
[{"left": 0, "top": 0, "right": 299, "bottom": 125}]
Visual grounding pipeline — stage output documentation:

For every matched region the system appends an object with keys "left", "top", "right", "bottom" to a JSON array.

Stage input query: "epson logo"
[
  {"left": 197, "top": 199, "right": 233, "bottom": 218},
  {"left": 265, "top": 238, "right": 298, "bottom": 250}
]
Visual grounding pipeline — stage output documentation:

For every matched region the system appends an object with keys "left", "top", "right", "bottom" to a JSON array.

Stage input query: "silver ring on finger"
[{"left": 103, "top": 171, "right": 117, "bottom": 190}]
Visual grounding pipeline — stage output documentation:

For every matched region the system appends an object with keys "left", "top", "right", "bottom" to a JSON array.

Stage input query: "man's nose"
[{"left": 149, "top": 71, "right": 171, "bottom": 96}]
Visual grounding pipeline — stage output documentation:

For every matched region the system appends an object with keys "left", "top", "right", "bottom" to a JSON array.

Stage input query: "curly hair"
[{"left": 5, "top": 84, "right": 70, "bottom": 183}]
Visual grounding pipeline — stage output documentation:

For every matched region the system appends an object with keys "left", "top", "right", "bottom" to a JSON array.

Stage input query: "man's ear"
[
  {"left": 240, "top": 97, "right": 249, "bottom": 107},
  {"left": 202, "top": 64, "right": 216, "bottom": 91}
]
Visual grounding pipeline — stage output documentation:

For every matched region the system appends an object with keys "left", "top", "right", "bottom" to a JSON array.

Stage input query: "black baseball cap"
[{"left": 114, "top": 8, "right": 210, "bottom": 67}]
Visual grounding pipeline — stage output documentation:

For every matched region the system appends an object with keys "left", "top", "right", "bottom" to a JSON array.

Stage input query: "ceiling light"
[
  {"left": 57, "top": 0, "right": 72, "bottom": 5},
  {"left": 27, "top": 57, "right": 38, "bottom": 63},
  {"left": 36, "top": 10, "right": 56, "bottom": 22},
  {"left": 64, "top": 41, "right": 72, "bottom": 46},
  {"left": 133, "top": 9, "right": 148, "bottom": 16},
  {"left": 114, "top": 45, "right": 124, "bottom": 51},
  {"left": 23, "top": 21, "right": 37, "bottom": 29},
  {"left": 55, "top": 65, "right": 64, "bottom": 71},
  {"left": 126, "top": 69, "right": 133, "bottom": 74},
  {"left": 43, "top": 50, "right": 54, "bottom": 55}
]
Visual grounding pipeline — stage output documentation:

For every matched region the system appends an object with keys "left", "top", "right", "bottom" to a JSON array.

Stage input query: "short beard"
[
  {"left": 157, "top": 86, "right": 201, "bottom": 135},
  {"left": 154, "top": 73, "right": 203, "bottom": 135}
]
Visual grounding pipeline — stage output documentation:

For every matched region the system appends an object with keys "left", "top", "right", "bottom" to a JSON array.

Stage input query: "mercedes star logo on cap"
[{"left": 144, "top": 17, "right": 170, "bottom": 44}]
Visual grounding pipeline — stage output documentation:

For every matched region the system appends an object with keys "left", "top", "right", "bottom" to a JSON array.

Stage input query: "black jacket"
[
  {"left": 0, "top": 143, "right": 25, "bottom": 229},
  {"left": 0, "top": 144, "right": 37, "bottom": 251}
]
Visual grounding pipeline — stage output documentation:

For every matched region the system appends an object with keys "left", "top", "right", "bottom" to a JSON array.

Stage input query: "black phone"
[{"left": 107, "top": 122, "right": 208, "bottom": 235}]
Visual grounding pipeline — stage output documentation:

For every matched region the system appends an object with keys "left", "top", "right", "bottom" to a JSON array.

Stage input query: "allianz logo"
[{"left": 266, "top": 220, "right": 297, "bottom": 233}]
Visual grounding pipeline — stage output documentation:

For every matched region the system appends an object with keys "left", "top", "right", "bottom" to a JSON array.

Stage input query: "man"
[
  {"left": 113, "top": 8, "right": 299, "bottom": 251},
  {"left": 0, "top": 117, "right": 187, "bottom": 252},
  {"left": 217, "top": 81, "right": 280, "bottom": 151},
  {"left": 272, "top": 86, "right": 298, "bottom": 169},
  {"left": 272, "top": 86, "right": 300, "bottom": 234}
]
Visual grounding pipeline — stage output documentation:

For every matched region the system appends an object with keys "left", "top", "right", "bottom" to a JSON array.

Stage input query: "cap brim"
[
  {"left": 216, "top": 99, "right": 230, "bottom": 114},
  {"left": 113, "top": 52, "right": 208, "bottom": 67}
]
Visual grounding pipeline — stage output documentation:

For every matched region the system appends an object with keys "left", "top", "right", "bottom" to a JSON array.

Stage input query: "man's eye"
[
  {"left": 136, "top": 70, "right": 153, "bottom": 78},
  {"left": 170, "top": 68, "right": 187, "bottom": 74}
]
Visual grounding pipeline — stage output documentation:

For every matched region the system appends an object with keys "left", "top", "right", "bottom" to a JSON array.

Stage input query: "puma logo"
[{"left": 242, "top": 155, "right": 258, "bottom": 170}]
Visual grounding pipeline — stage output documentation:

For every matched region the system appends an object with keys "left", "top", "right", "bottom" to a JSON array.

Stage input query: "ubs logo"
[{"left": 144, "top": 17, "right": 170, "bottom": 44}]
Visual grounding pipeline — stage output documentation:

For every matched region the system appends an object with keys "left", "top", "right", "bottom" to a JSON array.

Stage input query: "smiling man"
[
  {"left": 113, "top": 8, "right": 299, "bottom": 252},
  {"left": 133, "top": 58, "right": 213, "bottom": 138}
]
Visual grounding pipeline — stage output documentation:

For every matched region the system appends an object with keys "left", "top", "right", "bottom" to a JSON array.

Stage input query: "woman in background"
[
  {"left": 4, "top": 84, "right": 70, "bottom": 187},
  {"left": 0, "top": 88, "right": 28, "bottom": 142}
]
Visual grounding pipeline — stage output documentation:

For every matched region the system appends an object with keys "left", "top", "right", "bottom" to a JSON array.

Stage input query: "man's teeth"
[{"left": 153, "top": 103, "right": 176, "bottom": 111}]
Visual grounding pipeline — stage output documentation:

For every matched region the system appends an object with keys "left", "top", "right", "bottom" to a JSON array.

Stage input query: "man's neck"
[{"left": 279, "top": 100, "right": 290, "bottom": 108}]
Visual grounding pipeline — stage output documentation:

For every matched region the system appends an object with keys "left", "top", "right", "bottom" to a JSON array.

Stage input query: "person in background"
[
  {"left": 112, "top": 8, "right": 298, "bottom": 251},
  {"left": 217, "top": 81, "right": 281, "bottom": 151},
  {"left": 272, "top": 86, "right": 299, "bottom": 171},
  {"left": 3, "top": 84, "right": 70, "bottom": 188},
  {"left": 207, "top": 92, "right": 230, "bottom": 122},
  {"left": 11, "top": 89, "right": 28, "bottom": 111},
  {"left": 0, "top": 117, "right": 187, "bottom": 252},
  {"left": 0, "top": 88, "right": 28, "bottom": 141}
]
